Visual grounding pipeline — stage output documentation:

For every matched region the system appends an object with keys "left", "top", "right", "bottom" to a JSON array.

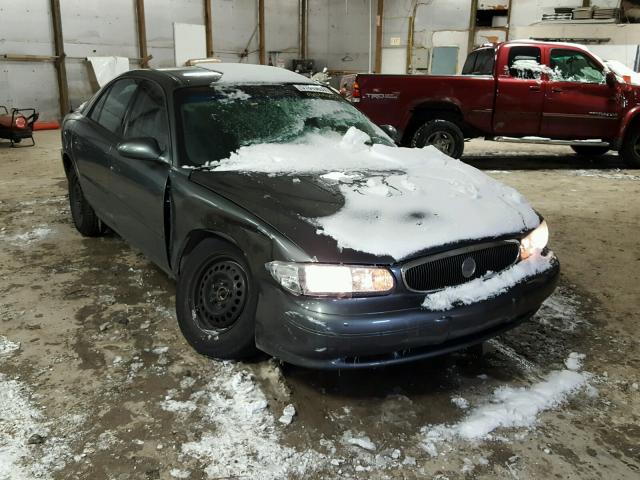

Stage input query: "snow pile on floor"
[
  {"left": 422, "top": 252, "right": 554, "bottom": 311},
  {"left": 178, "top": 364, "right": 324, "bottom": 479},
  {"left": 0, "top": 226, "right": 54, "bottom": 246},
  {"left": 207, "top": 127, "right": 539, "bottom": 260},
  {"left": 564, "top": 169, "right": 640, "bottom": 182},
  {"left": 342, "top": 431, "right": 377, "bottom": 451},
  {"left": 536, "top": 286, "right": 586, "bottom": 332},
  {"left": 0, "top": 336, "right": 20, "bottom": 355},
  {"left": 0, "top": 373, "right": 75, "bottom": 479},
  {"left": 421, "top": 353, "right": 591, "bottom": 456}
]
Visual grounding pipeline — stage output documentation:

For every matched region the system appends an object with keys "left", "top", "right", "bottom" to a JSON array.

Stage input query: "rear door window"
[
  {"left": 123, "top": 80, "right": 170, "bottom": 153},
  {"left": 507, "top": 46, "right": 543, "bottom": 79},
  {"left": 474, "top": 49, "right": 495, "bottom": 75},
  {"left": 462, "top": 49, "right": 495, "bottom": 75},
  {"left": 89, "top": 79, "right": 138, "bottom": 135},
  {"left": 462, "top": 51, "right": 478, "bottom": 75}
]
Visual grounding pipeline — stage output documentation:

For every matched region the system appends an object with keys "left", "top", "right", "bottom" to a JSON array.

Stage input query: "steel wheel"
[
  {"left": 193, "top": 258, "right": 248, "bottom": 331},
  {"left": 70, "top": 177, "right": 85, "bottom": 225},
  {"left": 67, "top": 168, "right": 104, "bottom": 236},
  {"left": 410, "top": 119, "right": 465, "bottom": 159},
  {"left": 620, "top": 126, "right": 640, "bottom": 168},
  {"left": 426, "top": 131, "right": 456, "bottom": 156}
]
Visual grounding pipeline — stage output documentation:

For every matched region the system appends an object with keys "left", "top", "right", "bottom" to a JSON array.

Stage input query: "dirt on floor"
[{"left": 0, "top": 131, "right": 638, "bottom": 480}]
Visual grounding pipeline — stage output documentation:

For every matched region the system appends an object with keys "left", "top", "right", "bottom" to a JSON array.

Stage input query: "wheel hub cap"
[
  {"left": 426, "top": 131, "right": 454, "bottom": 155},
  {"left": 195, "top": 260, "right": 247, "bottom": 330}
]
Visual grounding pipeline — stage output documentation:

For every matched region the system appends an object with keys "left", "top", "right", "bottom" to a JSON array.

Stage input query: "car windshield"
[{"left": 176, "top": 83, "right": 394, "bottom": 167}]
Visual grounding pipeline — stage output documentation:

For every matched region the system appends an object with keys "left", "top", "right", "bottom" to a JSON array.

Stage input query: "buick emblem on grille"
[{"left": 461, "top": 257, "right": 476, "bottom": 279}]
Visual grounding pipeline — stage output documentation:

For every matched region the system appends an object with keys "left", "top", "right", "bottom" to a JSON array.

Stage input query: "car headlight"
[
  {"left": 266, "top": 261, "right": 395, "bottom": 297},
  {"left": 520, "top": 220, "right": 549, "bottom": 260}
]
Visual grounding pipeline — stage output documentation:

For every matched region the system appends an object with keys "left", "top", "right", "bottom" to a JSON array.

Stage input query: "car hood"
[{"left": 189, "top": 129, "right": 541, "bottom": 264}]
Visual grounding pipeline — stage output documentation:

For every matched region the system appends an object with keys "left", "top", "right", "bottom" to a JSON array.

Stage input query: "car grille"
[{"left": 402, "top": 240, "right": 520, "bottom": 292}]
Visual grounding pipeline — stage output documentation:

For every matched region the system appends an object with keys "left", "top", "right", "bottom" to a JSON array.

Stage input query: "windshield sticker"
[{"left": 293, "top": 84, "right": 333, "bottom": 94}]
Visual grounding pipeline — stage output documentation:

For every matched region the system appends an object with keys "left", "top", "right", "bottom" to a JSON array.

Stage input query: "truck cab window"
[
  {"left": 549, "top": 49, "right": 605, "bottom": 84},
  {"left": 507, "top": 46, "right": 543, "bottom": 80}
]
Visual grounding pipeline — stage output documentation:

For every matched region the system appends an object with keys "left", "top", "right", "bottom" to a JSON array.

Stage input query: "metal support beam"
[
  {"left": 300, "top": 0, "right": 308, "bottom": 59},
  {"left": 50, "top": 0, "right": 70, "bottom": 118},
  {"left": 204, "top": 0, "right": 213, "bottom": 57},
  {"left": 135, "top": 0, "right": 149, "bottom": 68},
  {"left": 374, "top": 0, "right": 384, "bottom": 73},
  {"left": 468, "top": 0, "right": 478, "bottom": 55},
  {"left": 258, "top": 0, "right": 265, "bottom": 64}
]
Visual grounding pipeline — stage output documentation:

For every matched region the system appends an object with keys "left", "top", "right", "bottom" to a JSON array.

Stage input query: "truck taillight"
[{"left": 352, "top": 81, "right": 361, "bottom": 103}]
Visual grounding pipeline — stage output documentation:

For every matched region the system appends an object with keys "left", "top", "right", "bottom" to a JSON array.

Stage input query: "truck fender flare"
[
  {"left": 400, "top": 98, "right": 464, "bottom": 143},
  {"left": 617, "top": 105, "right": 640, "bottom": 145}
]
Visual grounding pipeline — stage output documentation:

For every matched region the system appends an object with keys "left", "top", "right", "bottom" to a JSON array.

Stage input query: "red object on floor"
[{"left": 33, "top": 120, "right": 60, "bottom": 131}]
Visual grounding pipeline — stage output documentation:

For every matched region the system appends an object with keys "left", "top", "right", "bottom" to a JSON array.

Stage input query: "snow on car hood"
[{"left": 206, "top": 128, "right": 540, "bottom": 261}]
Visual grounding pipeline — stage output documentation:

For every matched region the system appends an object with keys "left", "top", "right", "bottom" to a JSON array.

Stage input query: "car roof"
[{"left": 124, "top": 63, "right": 316, "bottom": 89}]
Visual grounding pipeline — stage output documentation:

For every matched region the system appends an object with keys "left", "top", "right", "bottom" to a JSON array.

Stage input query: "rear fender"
[{"left": 401, "top": 99, "right": 464, "bottom": 144}]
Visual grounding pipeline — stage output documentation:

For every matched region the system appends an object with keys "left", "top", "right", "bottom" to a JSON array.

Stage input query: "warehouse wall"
[
  {"left": 0, "top": 0, "right": 59, "bottom": 122},
  {"left": 380, "top": 0, "right": 472, "bottom": 74},
  {"left": 0, "top": 0, "right": 320, "bottom": 121}
]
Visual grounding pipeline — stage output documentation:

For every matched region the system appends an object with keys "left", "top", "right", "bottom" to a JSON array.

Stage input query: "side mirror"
[
  {"left": 380, "top": 124, "right": 398, "bottom": 142},
  {"left": 606, "top": 71, "right": 617, "bottom": 88},
  {"left": 117, "top": 137, "right": 162, "bottom": 161}
]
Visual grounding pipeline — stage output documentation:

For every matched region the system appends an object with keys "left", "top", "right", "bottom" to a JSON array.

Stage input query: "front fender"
[
  {"left": 169, "top": 171, "right": 311, "bottom": 278},
  {"left": 616, "top": 105, "right": 640, "bottom": 146}
]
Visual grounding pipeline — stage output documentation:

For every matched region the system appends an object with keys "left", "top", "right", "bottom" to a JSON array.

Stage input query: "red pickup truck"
[{"left": 351, "top": 40, "right": 640, "bottom": 167}]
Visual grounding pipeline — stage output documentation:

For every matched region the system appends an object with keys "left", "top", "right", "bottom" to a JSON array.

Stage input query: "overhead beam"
[
  {"left": 204, "top": 0, "right": 213, "bottom": 57},
  {"left": 258, "top": 0, "right": 265, "bottom": 64},
  {"left": 50, "top": 0, "right": 70, "bottom": 118},
  {"left": 374, "top": 0, "right": 384, "bottom": 73},
  {"left": 135, "top": 0, "right": 149, "bottom": 67}
]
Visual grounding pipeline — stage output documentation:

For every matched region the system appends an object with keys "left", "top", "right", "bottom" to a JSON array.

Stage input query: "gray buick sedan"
[{"left": 62, "top": 64, "right": 559, "bottom": 369}]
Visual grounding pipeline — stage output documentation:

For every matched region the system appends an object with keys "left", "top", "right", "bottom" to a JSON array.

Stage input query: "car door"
[
  {"left": 108, "top": 79, "right": 172, "bottom": 271},
  {"left": 493, "top": 45, "right": 545, "bottom": 136},
  {"left": 540, "top": 48, "right": 620, "bottom": 139},
  {"left": 72, "top": 78, "right": 138, "bottom": 223}
]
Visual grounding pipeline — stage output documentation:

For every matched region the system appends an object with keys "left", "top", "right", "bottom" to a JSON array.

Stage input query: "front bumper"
[{"left": 254, "top": 253, "right": 560, "bottom": 369}]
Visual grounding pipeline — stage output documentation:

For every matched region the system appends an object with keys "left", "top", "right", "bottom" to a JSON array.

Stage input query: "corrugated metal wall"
[{"left": 0, "top": 0, "right": 374, "bottom": 121}]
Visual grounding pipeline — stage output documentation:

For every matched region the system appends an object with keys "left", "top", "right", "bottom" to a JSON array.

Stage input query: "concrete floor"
[{"left": 0, "top": 131, "right": 639, "bottom": 479}]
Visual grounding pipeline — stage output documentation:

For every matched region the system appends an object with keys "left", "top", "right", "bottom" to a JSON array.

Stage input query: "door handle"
[
  {"left": 551, "top": 87, "right": 563, "bottom": 93},
  {"left": 529, "top": 85, "right": 541, "bottom": 92}
]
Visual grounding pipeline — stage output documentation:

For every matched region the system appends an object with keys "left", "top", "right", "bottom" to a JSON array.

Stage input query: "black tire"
[
  {"left": 620, "top": 127, "right": 640, "bottom": 168},
  {"left": 411, "top": 119, "right": 465, "bottom": 159},
  {"left": 571, "top": 145, "right": 609, "bottom": 156},
  {"left": 68, "top": 168, "right": 104, "bottom": 237},
  {"left": 176, "top": 239, "right": 258, "bottom": 360}
]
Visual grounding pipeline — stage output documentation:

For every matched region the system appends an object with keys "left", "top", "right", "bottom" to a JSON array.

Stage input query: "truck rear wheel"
[
  {"left": 620, "top": 127, "right": 640, "bottom": 168},
  {"left": 571, "top": 145, "right": 609, "bottom": 157},
  {"left": 411, "top": 119, "right": 465, "bottom": 159}
]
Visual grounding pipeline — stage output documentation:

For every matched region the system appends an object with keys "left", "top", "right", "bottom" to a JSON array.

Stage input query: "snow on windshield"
[
  {"left": 179, "top": 85, "right": 393, "bottom": 166},
  {"left": 208, "top": 127, "right": 540, "bottom": 260}
]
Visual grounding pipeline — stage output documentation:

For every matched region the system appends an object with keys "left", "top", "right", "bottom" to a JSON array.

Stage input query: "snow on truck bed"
[{"left": 208, "top": 127, "right": 540, "bottom": 260}]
